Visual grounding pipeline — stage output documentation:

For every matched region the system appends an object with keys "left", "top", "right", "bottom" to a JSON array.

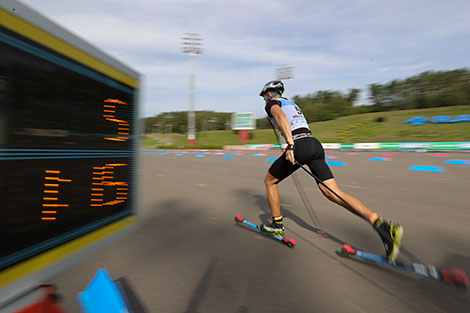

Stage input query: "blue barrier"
[
  {"left": 402, "top": 116, "right": 427, "bottom": 126},
  {"left": 403, "top": 115, "right": 470, "bottom": 126}
]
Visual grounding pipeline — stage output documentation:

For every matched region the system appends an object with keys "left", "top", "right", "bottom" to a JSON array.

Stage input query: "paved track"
[{"left": 48, "top": 150, "right": 470, "bottom": 313}]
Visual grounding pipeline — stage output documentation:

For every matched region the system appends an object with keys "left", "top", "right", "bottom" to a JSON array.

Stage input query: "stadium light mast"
[{"left": 181, "top": 33, "right": 203, "bottom": 146}]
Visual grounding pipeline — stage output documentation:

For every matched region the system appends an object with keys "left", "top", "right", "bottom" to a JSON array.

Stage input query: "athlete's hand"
[{"left": 286, "top": 149, "right": 296, "bottom": 165}]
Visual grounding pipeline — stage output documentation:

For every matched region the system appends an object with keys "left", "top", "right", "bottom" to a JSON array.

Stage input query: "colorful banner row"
[
  {"left": 242, "top": 142, "right": 470, "bottom": 150},
  {"left": 321, "top": 142, "right": 470, "bottom": 150}
]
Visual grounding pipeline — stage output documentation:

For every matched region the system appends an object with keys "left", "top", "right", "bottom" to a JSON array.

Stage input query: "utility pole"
[{"left": 181, "top": 33, "right": 203, "bottom": 146}]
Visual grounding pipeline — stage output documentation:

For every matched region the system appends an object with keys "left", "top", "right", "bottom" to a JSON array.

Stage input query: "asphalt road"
[{"left": 48, "top": 149, "right": 470, "bottom": 313}]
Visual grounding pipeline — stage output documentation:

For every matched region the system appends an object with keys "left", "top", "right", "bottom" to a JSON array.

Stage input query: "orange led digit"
[
  {"left": 104, "top": 98, "right": 128, "bottom": 105},
  {"left": 42, "top": 170, "right": 72, "bottom": 221},
  {"left": 90, "top": 163, "right": 129, "bottom": 207},
  {"left": 104, "top": 137, "right": 126, "bottom": 142},
  {"left": 103, "top": 98, "right": 130, "bottom": 142},
  {"left": 45, "top": 170, "right": 61, "bottom": 174}
]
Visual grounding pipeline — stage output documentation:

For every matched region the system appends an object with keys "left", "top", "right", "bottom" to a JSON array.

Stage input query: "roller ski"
[
  {"left": 234, "top": 215, "right": 296, "bottom": 248},
  {"left": 340, "top": 244, "right": 469, "bottom": 288}
]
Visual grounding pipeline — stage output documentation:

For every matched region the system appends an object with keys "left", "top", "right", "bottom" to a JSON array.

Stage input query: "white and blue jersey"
[{"left": 265, "top": 98, "right": 310, "bottom": 138}]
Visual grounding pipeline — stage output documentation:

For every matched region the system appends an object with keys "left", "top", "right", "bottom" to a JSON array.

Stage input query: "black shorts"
[{"left": 268, "top": 136, "right": 334, "bottom": 183}]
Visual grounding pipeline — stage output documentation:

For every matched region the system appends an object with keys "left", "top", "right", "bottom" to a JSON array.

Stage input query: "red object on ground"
[
  {"left": 237, "top": 130, "right": 250, "bottom": 143},
  {"left": 12, "top": 285, "right": 68, "bottom": 313}
]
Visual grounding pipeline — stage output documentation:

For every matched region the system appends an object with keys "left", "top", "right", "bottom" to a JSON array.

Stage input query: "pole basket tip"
[
  {"left": 341, "top": 244, "right": 355, "bottom": 254},
  {"left": 441, "top": 268, "right": 470, "bottom": 287}
]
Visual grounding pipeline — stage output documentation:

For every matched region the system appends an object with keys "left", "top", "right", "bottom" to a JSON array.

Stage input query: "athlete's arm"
[{"left": 270, "top": 105, "right": 296, "bottom": 165}]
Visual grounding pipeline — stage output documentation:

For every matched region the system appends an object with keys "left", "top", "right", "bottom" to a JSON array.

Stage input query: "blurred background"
[
  {"left": 1, "top": 0, "right": 470, "bottom": 312},
  {"left": 13, "top": 0, "right": 470, "bottom": 148}
]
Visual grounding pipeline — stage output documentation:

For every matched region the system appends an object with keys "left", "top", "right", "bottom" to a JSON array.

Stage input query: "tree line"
[
  {"left": 259, "top": 68, "right": 470, "bottom": 128},
  {"left": 143, "top": 68, "right": 470, "bottom": 133},
  {"left": 143, "top": 111, "right": 233, "bottom": 134}
]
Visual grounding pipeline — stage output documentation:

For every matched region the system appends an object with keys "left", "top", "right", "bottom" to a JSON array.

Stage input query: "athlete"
[{"left": 258, "top": 80, "right": 403, "bottom": 262}]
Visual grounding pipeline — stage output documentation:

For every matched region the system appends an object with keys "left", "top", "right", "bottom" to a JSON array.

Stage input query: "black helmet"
[{"left": 259, "top": 80, "right": 284, "bottom": 97}]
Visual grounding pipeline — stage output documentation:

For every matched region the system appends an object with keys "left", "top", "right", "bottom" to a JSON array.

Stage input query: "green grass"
[{"left": 141, "top": 105, "right": 470, "bottom": 148}]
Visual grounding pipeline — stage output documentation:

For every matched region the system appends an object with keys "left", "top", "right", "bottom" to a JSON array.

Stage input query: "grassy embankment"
[{"left": 142, "top": 105, "right": 470, "bottom": 149}]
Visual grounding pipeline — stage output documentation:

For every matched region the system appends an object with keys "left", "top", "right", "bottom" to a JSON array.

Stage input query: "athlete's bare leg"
[
  {"left": 318, "top": 178, "right": 379, "bottom": 224},
  {"left": 264, "top": 172, "right": 282, "bottom": 217}
]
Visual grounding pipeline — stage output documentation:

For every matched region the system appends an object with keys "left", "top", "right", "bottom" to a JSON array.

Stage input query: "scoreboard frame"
[{"left": 0, "top": 0, "right": 141, "bottom": 305}]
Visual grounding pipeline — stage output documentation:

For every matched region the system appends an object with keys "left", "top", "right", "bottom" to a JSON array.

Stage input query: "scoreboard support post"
[{"left": 231, "top": 113, "right": 255, "bottom": 144}]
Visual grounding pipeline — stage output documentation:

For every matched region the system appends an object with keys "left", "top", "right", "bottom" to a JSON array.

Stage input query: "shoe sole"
[{"left": 388, "top": 226, "right": 404, "bottom": 262}]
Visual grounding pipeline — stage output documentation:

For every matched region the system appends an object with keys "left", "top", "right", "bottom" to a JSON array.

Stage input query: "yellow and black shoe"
[
  {"left": 259, "top": 216, "right": 285, "bottom": 238},
  {"left": 373, "top": 217, "right": 404, "bottom": 262}
]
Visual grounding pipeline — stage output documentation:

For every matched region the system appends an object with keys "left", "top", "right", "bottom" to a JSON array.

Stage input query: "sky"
[{"left": 20, "top": 0, "right": 470, "bottom": 118}]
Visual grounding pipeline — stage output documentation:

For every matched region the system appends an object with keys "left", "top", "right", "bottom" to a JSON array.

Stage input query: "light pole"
[
  {"left": 164, "top": 114, "right": 173, "bottom": 145},
  {"left": 181, "top": 33, "right": 203, "bottom": 146}
]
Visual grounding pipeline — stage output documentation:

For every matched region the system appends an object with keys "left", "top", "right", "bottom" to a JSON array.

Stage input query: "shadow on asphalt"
[
  {"left": 182, "top": 257, "right": 218, "bottom": 313},
  {"left": 181, "top": 256, "right": 252, "bottom": 313},
  {"left": 251, "top": 193, "right": 358, "bottom": 248}
]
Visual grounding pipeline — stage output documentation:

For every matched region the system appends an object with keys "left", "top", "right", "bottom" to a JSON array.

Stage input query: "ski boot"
[
  {"left": 259, "top": 216, "right": 285, "bottom": 238},
  {"left": 373, "top": 217, "right": 404, "bottom": 262}
]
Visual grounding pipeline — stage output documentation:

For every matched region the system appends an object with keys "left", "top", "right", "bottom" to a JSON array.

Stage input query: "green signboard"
[{"left": 232, "top": 113, "right": 255, "bottom": 130}]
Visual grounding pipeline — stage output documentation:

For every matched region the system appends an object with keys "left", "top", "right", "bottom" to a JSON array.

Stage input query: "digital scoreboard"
[{"left": 0, "top": 0, "right": 140, "bottom": 303}]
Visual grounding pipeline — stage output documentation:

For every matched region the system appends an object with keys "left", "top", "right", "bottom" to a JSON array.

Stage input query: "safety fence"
[{"left": 239, "top": 142, "right": 470, "bottom": 151}]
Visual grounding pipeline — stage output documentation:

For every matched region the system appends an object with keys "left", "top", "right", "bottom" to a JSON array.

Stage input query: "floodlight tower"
[{"left": 181, "top": 33, "right": 203, "bottom": 146}]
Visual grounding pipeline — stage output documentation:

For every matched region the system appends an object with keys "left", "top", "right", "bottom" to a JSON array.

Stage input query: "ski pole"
[{"left": 294, "top": 161, "right": 367, "bottom": 222}]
